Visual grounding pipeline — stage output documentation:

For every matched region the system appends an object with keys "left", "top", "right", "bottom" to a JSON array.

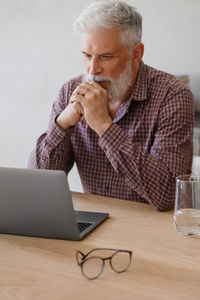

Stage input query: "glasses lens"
[
  {"left": 110, "top": 251, "right": 131, "bottom": 273},
  {"left": 82, "top": 256, "right": 104, "bottom": 279}
]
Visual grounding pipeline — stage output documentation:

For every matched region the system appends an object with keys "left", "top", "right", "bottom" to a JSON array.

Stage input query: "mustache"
[{"left": 86, "top": 74, "right": 112, "bottom": 83}]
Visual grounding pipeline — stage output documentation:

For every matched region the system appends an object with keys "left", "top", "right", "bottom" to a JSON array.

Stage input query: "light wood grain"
[{"left": 0, "top": 192, "right": 200, "bottom": 300}]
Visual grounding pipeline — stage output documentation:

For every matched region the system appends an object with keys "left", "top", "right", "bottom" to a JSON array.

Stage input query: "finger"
[
  {"left": 72, "top": 85, "right": 82, "bottom": 96},
  {"left": 76, "top": 85, "right": 88, "bottom": 96},
  {"left": 81, "top": 81, "right": 104, "bottom": 94},
  {"left": 86, "top": 80, "right": 109, "bottom": 93},
  {"left": 74, "top": 102, "right": 84, "bottom": 115},
  {"left": 71, "top": 82, "right": 88, "bottom": 98},
  {"left": 70, "top": 93, "right": 85, "bottom": 104},
  {"left": 108, "top": 95, "right": 112, "bottom": 101}
]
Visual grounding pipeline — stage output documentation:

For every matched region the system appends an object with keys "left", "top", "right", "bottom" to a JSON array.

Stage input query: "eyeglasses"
[{"left": 76, "top": 248, "right": 133, "bottom": 280}]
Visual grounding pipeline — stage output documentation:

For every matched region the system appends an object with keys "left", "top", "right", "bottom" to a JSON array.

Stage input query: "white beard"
[
  {"left": 108, "top": 59, "right": 133, "bottom": 104},
  {"left": 86, "top": 58, "right": 133, "bottom": 104}
]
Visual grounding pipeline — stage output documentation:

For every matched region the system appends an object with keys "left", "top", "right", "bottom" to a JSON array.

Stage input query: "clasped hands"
[{"left": 56, "top": 81, "right": 113, "bottom": 136}]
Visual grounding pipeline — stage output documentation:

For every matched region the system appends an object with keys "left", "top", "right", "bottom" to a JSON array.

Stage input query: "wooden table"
[{"left": 0, "top": 192, "right": 200, "bottom": 300}]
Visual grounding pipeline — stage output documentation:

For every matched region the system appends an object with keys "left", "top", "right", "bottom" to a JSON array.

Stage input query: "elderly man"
[{"left": 28, "top": 0, "right": 194, "bottom": 211}]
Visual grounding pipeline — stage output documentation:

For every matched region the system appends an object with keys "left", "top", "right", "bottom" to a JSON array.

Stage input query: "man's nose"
[{"left": 89, "top": 57, "right": 102, "bottom": 75}]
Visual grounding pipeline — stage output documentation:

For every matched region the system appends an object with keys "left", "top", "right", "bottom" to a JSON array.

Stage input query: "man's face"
[{"left": 81, "top": 28, "right": 133, "bottom": 94}]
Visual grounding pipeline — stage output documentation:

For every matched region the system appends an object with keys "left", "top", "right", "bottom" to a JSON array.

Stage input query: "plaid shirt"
[{"left": 28, "top": 62, "right": 194, "bottom": 211}]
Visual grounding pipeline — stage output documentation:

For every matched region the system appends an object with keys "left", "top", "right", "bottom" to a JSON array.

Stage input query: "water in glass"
[
  {"left": 174, "top": 174, "right": 200, "bottom": 236},
  {"left": 174, "top": 208, "right": 200, "bottom": 236}
]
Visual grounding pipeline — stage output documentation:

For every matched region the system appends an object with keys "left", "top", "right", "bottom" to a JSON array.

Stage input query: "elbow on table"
[{"left": 152, "top": 200, "right": 175, "bottom": 212}]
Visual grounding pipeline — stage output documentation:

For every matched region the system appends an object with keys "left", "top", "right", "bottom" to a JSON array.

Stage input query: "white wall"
[{"left": 1, "top": 0, "right": 200, "bottom": 191}]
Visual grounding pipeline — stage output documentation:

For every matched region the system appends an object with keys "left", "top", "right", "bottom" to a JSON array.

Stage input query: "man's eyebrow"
[
  {"left": 99, "top": 52, "right": 115, "bottom": 56},
  {"left": 81, "top": 51, "right": 115, "bottom": 56},
  {"left": 81, "top": 51, "right": 91, "bottom": 56}
]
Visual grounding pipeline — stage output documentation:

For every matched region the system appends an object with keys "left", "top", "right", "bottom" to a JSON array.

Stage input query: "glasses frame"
[{"left": 76, "top": 248, "right": 133, "bottom": 280}]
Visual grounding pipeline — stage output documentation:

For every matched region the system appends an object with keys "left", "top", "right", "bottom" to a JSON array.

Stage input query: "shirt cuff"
[
  {"left": 46, "top": 118, "right": 73, "bottom": 149},
  {"left": 98, "top": 122, "right": 129, "bottom": 154}
]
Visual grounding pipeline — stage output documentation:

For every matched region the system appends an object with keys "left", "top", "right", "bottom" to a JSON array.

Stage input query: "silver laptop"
[{"left": 0, "top": 167, "right": 109, "bottom": 240}]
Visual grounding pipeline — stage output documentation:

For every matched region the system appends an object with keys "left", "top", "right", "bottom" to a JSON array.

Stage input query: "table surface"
[{"left": 0, "top": 192, "right": 200, "bottom": 300}]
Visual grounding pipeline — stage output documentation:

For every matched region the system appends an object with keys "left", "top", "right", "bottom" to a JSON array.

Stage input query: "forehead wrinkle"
[
  {"left": 81, "top": 28, "right": 123, "bottom": 54},
  {"left": 81, "top": 44, "right": 118, "bottom": 55}
]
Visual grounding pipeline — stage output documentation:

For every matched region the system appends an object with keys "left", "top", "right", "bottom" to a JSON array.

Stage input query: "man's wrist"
[
  {"left": 95, "top": 120, "right": 113, "bottom": 137},
  {"left": 55, "top": 114, "right": 71, "bottom": 130}
]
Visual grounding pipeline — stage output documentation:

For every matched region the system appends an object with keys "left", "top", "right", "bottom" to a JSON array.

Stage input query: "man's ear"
[{"left": 132, "top": 43, "right": 144, "bottom": 64}]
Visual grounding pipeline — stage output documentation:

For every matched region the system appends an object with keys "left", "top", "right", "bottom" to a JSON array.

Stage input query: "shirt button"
[
  {"left": 105, "top": 186, "right": 110, "bottom": 191},
  {"left": 104, "top": 147, "right": 107, "bottom": 151}
]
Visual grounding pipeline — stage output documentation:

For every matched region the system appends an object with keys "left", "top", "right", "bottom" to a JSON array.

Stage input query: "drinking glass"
[{"left": 174, "top": 174, "right": 200, "bottom": 236}]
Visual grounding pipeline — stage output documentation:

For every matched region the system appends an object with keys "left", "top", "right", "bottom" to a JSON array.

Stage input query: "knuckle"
[{"left": 96, "top": 89, "right": 101, "bottom": 97}]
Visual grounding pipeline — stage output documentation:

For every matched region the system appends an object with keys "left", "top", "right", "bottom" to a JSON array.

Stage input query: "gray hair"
[{"left": 73, "top": 0, "right": 142, "bottom": 49}]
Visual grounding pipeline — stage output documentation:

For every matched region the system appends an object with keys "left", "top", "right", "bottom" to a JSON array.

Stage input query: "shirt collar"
[{"left": 131, "top": 61, "right": 148, "bottom": 101}]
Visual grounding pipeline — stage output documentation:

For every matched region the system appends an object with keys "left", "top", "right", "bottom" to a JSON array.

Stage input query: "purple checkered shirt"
[{"left": 28, "top": 62, "right": 194, "bottom": 211}]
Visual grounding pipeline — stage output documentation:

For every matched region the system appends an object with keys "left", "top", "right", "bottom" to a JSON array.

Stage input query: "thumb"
[{"left": 74, "top": 102, "right": 84, "bottom": 115}]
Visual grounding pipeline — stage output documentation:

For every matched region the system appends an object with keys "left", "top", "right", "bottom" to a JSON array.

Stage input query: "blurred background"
[{"left": 0, "top": 0, "right": 200, "bottom": 191}]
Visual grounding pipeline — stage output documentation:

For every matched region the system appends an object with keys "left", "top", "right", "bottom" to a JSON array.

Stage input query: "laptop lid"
[{"left": 0, "top": 167, "right": 109, "bottom": 240}]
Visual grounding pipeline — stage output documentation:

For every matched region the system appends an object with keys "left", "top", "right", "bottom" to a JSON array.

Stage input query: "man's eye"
[
  {"left": 102, "top": 55, "right": 112, "bottom": 59},
  {"left": 83, "top": 54, "right": 91, "bottom": 59}
]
